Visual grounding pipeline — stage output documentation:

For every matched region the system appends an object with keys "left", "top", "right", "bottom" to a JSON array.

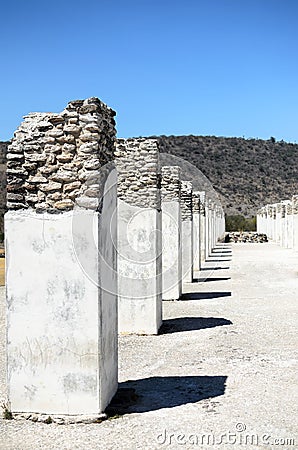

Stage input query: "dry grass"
[{"left": 0, "top": 258, "right": 4, "bottom": 286}]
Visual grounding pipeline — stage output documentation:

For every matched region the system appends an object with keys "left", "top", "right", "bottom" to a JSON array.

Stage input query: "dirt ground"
[
  {"left": 0, "top": 242, "right": 297, "bottom": 450},
  {"left": 0, "top": 257, "right": 4, "bottom": 286}
]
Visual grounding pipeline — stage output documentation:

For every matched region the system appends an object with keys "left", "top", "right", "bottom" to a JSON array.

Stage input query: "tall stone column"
[
  {"left": 285, "top": 201, "right": 293, "bottom": 249},
  {"left": 293, "top": 195, "right": 298, "bottom": 252},
  {"left": 276, "top": 203, "right": 282, "bottom": 244},
  {"left": 207, "top": 199, "right": 214, "bottom": 257},
  {"left": 280, "top": 203, "right": 287, "bottom": 248},
  {"left": 5, "top": 98, "right": 118, "bottom": 416},
  {"left": 181, "top": 181, "right": 193, "bottom": 283},
  {"left": 199, "top": 191, "right": 206, "bottom": 265},
  {"left": 272, "top": 205, "right": 277, "bottom": 242},
  {"left": 115, "top": 138, "right": 162, "bottom": 334},
  {"left": 192, "top": 191, "right": 201, "bottom": 273},
  {"left": 266, "top": 205, "right": 273, "bottom": 239},
  {"left": 262, "top": 208, "right": 268, "bottom": 235},
  {"left": 161, "top": 166, "right": 182, "bottom": 301}
]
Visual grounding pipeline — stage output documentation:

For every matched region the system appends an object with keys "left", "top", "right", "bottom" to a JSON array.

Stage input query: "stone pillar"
[
  {"left": 262, "top": 207, "right": 268, "bottom": 235},
  {"left": 199, "top": 191, "right": 206, "bottom": 265},
  {"left": 272, "top": 205, "right": 277, "bottom": 242},
  {"left": 293, "top": 195, "right": 298, "bottom": 252},
  {"left": 5, "top": 98, "right": 118, "bottom": 416},
  {"left": 192, "top": 191, "right": 201, "bottom": 273},
  {"left": 161, "top": 166, "right": 182, "bottom": 300},
  {"left": 280, "top": 203, "right": 287, "bottom": 248},
  {"left": 115, "top": 138, "right": 162, "bottom": 334},
  {"left": 181, "top": 181, "right": 193, "bottom": 283},
  {"left": 285, "top": 201, "right": 293, "bottom": 249},
  {"left": 276, "top": 203, "right": 282, "bottom": 244},
  {"left": 266, "top": 205, "right": 272, "bottom": 239},
  {"left": 207, "top": 199, "right": 214, "bottom": 256}
]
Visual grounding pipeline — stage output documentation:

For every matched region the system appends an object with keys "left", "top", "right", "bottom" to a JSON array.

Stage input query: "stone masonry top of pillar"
[
  {"left": 161, "top": 166, "right": 181, "bottom": 202},
  {"left": 180, "top": 180, "right": 193, "bottom": 221},
  {"left": 198, "top": 191, "right": 206, "bottom": 216},
  {"left": 115, "top": 138, "right": 160, "bottom": 210},
  {"left": 286, "top": 201, "right": 293, "bottom": 215},
  {"left": 192, "top": 191, "right": 201, "bottom": 214},
  {"left": 292, "top": 195, "right": 298, "bottom": 214},
  {"left": 6, "top": 97, "right": 116, "bottom": 213}
]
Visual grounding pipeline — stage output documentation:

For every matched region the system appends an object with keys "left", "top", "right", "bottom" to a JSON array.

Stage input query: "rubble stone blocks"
[
  {"left": 115, "top": 138, "right": 162, "bottom": 334},
  {"left": 181, "top": 181, "right": 193, "bottom": 282},
  {"left": 161, "top": 166, "right": 182, "bottom": 300},
  {"left": 5, "top": 98, "right": 118, "bottom": 416},
  {"left": 192, "top": 191, "right": 201, "bottom": 272}
]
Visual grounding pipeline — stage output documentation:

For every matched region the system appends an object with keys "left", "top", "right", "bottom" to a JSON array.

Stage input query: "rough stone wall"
[
  {"left": 286, "top": 202, "right": 293, "bottom": 215},
  {"left": 161, "top": 166, "right": 180, "bottom": 202},
  {"left": 199, "top": 191, "right": 206, "bottom": 216},
  {"left": 272, "top": 206, "right": 277, "bottom": 219},
  {"left": 192, "top": 191, "right": 201, "bottom": 214},
  {"left": 180, "top": 181, "right": 192, "bottom": 221},
  {"left": 292, "top": 195, "right": 298, "bottom": 214},
  {"left": 6, "top": 97, "right": 116, "bottom": 213},
  {"left": 115, "top": 138, "right": 161, "bottom": 209},
  {"left": 276, "top": 203, "right": 282, "bottom": 214}
]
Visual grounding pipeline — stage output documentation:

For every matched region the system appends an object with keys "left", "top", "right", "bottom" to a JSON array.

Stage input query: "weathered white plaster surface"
[
  {"left": 181, "top": 221, "right": 193, "bottom": 282},
  {"left": 200, "top": 213, "right": 206, "bottom": 265},
  {"left": 118, "top": 200, "right": 162, "bottom": 334},
  {"left": 5, "top": 171, "right": 117, "bottom": 415},
  {"left": 192, "top": 213, "right": 201, "bottom": 272},
  {"left": 293, "top": 215, "right": 298, "bottom": 252},
  {"left": 162, "top": 201, "right": 182, "bottom": 300}
]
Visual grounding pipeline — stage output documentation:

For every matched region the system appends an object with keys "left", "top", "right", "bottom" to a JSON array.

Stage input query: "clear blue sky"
[{"left": 1, "top": 0, "right": 297, "bottom": 142}]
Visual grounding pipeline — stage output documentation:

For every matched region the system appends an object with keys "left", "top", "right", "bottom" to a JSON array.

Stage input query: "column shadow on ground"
[
  {"left": 193, "top": 277, "right": 231, "bottom": 282},
  {"left": 206, "top": 258, "right": 232, "bottom": 262},
  {"left": 159, "top": 316, "right": 232, "bottom": 334},
  {"left": 181, "top": 292, "right": 232, "bottom": 300},
  {"left": 106, "top": 376, "right": 227, "bottom": 415}
]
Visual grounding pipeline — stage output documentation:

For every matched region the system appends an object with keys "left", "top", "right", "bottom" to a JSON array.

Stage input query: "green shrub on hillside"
[{"left": 225, "top": 215, "right": 256, "bottom": 232}]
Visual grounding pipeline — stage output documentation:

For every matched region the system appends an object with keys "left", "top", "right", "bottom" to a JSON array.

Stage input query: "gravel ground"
[{"left": 0, "top": 242, "right": 297, "bottom": 450}]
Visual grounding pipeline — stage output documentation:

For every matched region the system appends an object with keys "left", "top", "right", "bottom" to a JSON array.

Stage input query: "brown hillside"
[{"left": 156, "top": 135, "right": 298, "bottom": 217}]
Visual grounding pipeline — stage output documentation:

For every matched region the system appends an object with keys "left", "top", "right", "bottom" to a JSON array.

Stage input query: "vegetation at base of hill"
[{"left": 225, "top": 215, "right": 256, "bottom": 232}]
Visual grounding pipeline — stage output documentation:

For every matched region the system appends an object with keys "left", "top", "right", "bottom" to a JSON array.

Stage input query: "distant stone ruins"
[
  {"left": 257, "top": 195, "right": 298, "bottom": 251},
  {"left": 4, "top": 96, "right": 296, "bottom": 423}
]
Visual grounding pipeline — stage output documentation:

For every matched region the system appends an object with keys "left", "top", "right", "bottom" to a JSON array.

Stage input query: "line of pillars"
[
  {"left": 257, "top": 195, "right": 298, "bottom": 250},
  {"left": 4, "top": 98, "right": 225, "bottom": 418}
]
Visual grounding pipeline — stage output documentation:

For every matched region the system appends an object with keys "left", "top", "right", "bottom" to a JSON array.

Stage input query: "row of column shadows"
[{"left": 107, "top": 245, "right": 233, "bottom": 416}]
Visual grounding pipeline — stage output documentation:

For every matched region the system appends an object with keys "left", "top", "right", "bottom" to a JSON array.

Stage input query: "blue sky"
[{"left": 1, "top": 0, "right": 297, "bottom": 142}]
